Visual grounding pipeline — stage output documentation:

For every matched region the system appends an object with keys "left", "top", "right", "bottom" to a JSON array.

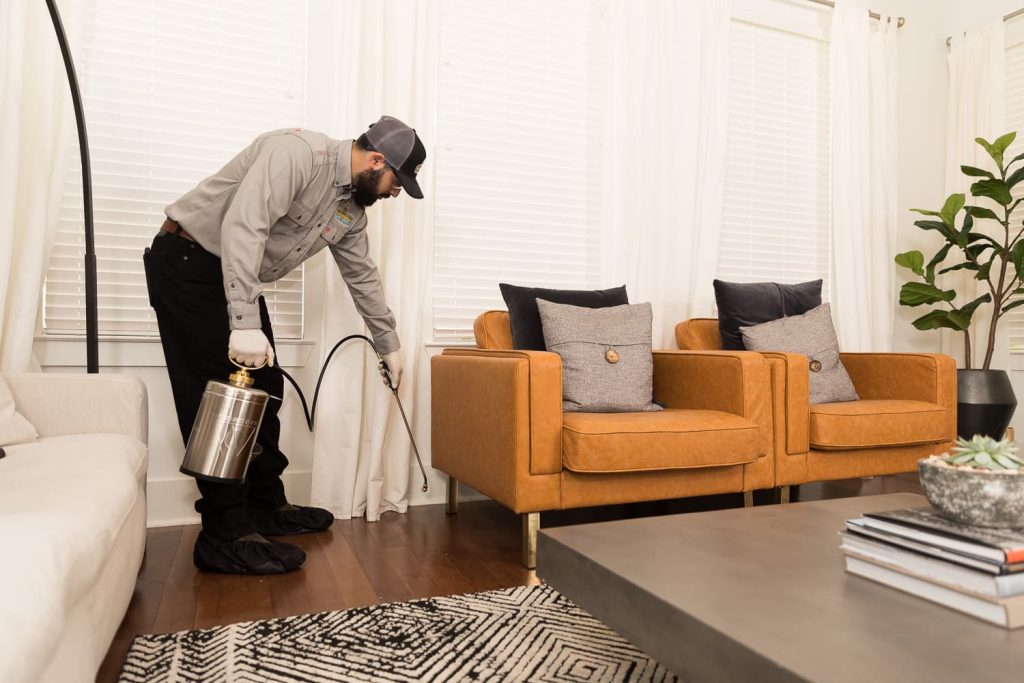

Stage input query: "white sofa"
[{"left": 0, "top": 373, "right": 148, "bottom": 683}]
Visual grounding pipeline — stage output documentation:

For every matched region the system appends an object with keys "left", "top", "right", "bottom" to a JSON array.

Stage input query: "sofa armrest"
[
  {"left": 4, "top": 373, "right": 148, "bottom": 443},
  {"left": 839, "top": 353, "right": 957, "bottom": 407},
  {"left": 431, "top": 349, "right": 562, "bottom": 512}
]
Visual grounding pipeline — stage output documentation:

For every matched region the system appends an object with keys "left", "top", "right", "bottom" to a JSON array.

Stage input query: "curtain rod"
[
  {"left": 946, "top": 7, "right": 1024, "bottom": 47},
  {"left": 804, "top": 0, "right": 906, "bottom": 28}
]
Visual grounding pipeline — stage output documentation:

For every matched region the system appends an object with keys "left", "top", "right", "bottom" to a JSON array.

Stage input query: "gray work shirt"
[{"left": 165, "top": 128, "right": 399, "bottom": 354}]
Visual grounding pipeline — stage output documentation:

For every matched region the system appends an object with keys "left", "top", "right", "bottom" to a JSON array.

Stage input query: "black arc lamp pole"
[{"left": 45, "top": 0, "right": 99, "bottom": 373}]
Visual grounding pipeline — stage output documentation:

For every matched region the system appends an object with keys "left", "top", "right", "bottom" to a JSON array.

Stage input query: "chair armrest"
[
  {"left": 839, "top": 353, "right": 957, "bottom": 407},
  {"left": 759, "top": 352, "right": 810, "bottom": 456},
  {"left": 430, "top": 349, "right": 562, "bottom": 512},
  {"left": 4, "top": 373, "right": 148, "bottom": 443}
]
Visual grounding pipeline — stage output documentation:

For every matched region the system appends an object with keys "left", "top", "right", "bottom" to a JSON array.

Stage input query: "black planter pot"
[{"left": 956, "top": 369, "right": 1017, "bottom": 440}]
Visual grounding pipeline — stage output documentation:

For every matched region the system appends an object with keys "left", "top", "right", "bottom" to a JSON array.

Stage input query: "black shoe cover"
[
  {"left": 193, "top": 531, "right": 306, "bottom": 574},
  {"left": 250, "top": 504, "right": 335, "bottom": 535}
]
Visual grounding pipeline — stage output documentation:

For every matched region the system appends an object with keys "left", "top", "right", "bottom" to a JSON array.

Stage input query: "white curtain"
[
  {"left": 0, "top": 0, "right": 88, "bottom": 372},
  {"left": 829, "top": 0, "right": 900, "bottom": 352},
  {"left": 944, "top": 21, "right": 1006, "bottom": 369},
  {"left": 307, "top": 0, "right": 436, "bottom": 521},
  {"left": 599, "top": 0, "right": 731, "bottom": 348}
]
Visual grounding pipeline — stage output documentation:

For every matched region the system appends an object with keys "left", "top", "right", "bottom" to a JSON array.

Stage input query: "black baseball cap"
[{"left": 365, "top": 115, "right": 426, "bottom": 199}]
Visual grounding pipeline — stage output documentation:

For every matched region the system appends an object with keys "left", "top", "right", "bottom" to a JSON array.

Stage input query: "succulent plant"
[{"left": 944, "top": 435, "right": 1024, "bottom": 471}]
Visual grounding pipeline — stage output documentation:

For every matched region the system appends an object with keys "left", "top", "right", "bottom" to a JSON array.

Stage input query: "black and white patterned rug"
[{"left": 119, "top": 584, "right": 678, "bottom": 682}]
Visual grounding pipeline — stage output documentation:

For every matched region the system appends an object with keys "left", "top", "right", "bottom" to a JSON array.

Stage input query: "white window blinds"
[
  {"left": 43, "top": 0, "right": 307, "bottom": 339},
  {"left": 718, "top": 1, "right": 832, "bottom": 295},
  {"left": 431, "top": 0, "right": 606, "bottom": 341},
  {"left": 1004, "top": 18, "right": 1024, "bottom": 353}
]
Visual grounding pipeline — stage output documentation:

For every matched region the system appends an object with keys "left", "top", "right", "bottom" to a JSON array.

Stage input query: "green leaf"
[
  {"left": 994, "top": 453, "right": 1021, "bottom": 469},
  {"left": 1007, "top": 165, "right": 1024, "bottom": 190},
  {"left": 895, "top": 251, "right": 925, "bottom": 276},
  {"left": 1007, "top": 151, "right": 1024, "bottom": 170},
  {"left": 912, "top": 310, "right": 963, "bottom": 331},
  {"left": 925, "top": 244, "right": 952, "bottom": 284},
  {"left": 910, "top": 208, "right": 942, "bottom": 217},
  {"left": 899, "top": 282, "right": 957, "bottom": 307},
  {"left": 966, "top": 231, "right": 1001, "bottom": 247},
  {"left": 966, "top": 206, "right": 1000, "bottom": 221},
  {"left": 1001, "top": 299, "right": 1024, "bottom": 314},
  {"left": 951, "top": 294, "right": 992, "bottom": 328},
  {"left": 977, "top": 133, "right": 1017, "bottom": 168},
  {"left": 938, "top": 262, "right": 977, "bottom": 275},
  {"left": 940, "top": 193, "right": 967, "bottom": 226},
  {"left": 976, "top": 259, "right": 993, "bottom": 281},
  {"left": 914, "top": 219, "right": 958, "bottom": 242},
  {"left": 957, "top": 213, "right": 975, "bottom": 246},
  {"left": 1011, "top": 241, "right": 1024, "bottom": 275},
  {"left": 961, "top": 165, "right": 995, "bottom": 178},
  {"left": 994, "top": 132, "right": 1017, "bottom": 157},
  {"left": 971, "top": 178, "right": 1014, "bottom": 206}
]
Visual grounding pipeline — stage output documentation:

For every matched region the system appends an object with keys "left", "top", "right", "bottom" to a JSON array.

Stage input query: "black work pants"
[{"left": 143, "top": 230, "right": 289, "bottom": 540}]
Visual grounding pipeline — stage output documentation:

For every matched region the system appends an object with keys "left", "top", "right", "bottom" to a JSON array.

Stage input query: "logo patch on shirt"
[{"left": 335, "top": 209, "right": 353, "bottom": 226}]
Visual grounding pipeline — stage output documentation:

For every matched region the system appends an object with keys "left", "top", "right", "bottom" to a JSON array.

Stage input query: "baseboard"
[
  {"left": 145, "top": 470, "right": 314, "bottom": 528},
  {"left": 147, "top": 470, "right": 487, "bottom": 528}
]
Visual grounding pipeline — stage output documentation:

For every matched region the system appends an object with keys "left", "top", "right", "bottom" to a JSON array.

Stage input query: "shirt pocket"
[{"left": 320, "top": 206, "right": 356, "bottom": 245}]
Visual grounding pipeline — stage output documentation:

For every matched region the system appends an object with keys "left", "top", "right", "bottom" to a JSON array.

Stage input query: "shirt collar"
[{"left": 335, "top": 138, "right": 353, "bottom": 198}]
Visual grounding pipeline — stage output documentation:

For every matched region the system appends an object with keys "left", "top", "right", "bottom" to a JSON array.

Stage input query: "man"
[{"left": 143, "top": 116, "right": 426, "bottom": 574}]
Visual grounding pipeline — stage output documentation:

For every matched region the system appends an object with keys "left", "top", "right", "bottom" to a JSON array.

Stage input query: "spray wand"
[{"left": 276, "top": 335, "right": 428, "bottom": 493}]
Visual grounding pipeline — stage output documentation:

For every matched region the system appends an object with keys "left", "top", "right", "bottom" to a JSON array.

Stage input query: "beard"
[{"left": 351, "top": 167, "right": 387, "bottom": 207}]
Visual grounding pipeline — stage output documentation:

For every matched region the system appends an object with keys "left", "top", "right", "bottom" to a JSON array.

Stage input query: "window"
[
  {"left": 717, "top": 0, "right": 832, "bottom": 295},
  {"left": 1005, "top": 17, "right": 1024, "bottom": 352},
  {"left": 431, "top": 0, "right": 606, "bottom": 340},
  {"left": 43, "top": 0, "right": 307, "bottom": 338}
]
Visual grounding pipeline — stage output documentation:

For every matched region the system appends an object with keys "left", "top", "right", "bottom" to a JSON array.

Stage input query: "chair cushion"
[
  {"left": 810, "top": 399, "right": 951, "bottom": 450},
  {"left": 562, "top": 409, "right": 762, "bottom": 473}
]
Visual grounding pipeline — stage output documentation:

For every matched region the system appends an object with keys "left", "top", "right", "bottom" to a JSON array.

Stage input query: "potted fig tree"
[{"left": 896, "top": 133, "right": 1022, "bottom": 439}]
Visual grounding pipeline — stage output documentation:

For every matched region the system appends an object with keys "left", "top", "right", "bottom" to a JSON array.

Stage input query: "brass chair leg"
[
  {"left": 778, "top": 485, "right": 791, "bottom": 504},
  {"left": 522, "top": 512, "right": 539, "bottom": 569},
  {"left": 446, "top": 475, "right": 458, "bottom": 515},
  {"left": 743, "top": 491, "right": 754, "bottom": 508}
]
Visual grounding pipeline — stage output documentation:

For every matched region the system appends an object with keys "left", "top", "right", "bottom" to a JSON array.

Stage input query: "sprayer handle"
[{"left": 378, "top": 360, "right": 397, "bottom": 391}]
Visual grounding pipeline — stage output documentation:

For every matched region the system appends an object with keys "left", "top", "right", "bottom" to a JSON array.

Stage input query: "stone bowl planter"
[{"left": 918, "top": 456, "right": 1024, "bottom": 528}]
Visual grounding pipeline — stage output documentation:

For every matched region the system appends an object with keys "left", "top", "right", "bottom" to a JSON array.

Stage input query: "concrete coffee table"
[{"left": 537, "top": 493, "right": 1024, "bottom": 682}]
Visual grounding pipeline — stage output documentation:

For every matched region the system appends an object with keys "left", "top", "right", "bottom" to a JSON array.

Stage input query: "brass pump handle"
[{"left": 230, "top": 357, "right": 268, "bottom": 371}]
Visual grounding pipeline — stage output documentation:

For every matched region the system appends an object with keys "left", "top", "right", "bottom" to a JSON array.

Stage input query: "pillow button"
[
  {"left": 605, "top": 349, "right": 620, "bottom": 364},
  {"left": 809, "top": 360, "right": 822, "bottom": 373}
]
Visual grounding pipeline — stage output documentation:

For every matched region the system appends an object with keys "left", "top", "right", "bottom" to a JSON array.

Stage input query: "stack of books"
[{"left": 841, "top": 506, "right": 1024, "bottom": 629}]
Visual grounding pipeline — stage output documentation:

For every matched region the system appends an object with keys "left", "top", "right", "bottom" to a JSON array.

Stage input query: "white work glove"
[
  {"left": 229, "top": 329, "right": 275, "bottom": 367},
  {"left": 381, "top": 350, "right": 403, "bottom": 389}
]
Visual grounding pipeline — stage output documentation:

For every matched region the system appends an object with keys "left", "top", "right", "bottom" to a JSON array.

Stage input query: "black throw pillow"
[
  {"left": 499, "top": 283, "right": 629, "bottom": 350},
  {"left": 713, "top": 279, "right": 823, "bottom": 350}
]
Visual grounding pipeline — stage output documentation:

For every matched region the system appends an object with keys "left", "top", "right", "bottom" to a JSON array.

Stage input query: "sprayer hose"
[{"left": 276, "top": 334, "right": 429, "bottom": 493}]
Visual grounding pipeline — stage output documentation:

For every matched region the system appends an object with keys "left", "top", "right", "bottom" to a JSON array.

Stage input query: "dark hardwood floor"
[{"left": 97, "top": 474, "right": 922, "bottom": 682}]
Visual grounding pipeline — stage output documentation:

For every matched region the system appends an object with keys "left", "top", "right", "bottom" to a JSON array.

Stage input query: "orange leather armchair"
[
  {"left": 431, "top": 311, "right": 774, "bottom": 568},
  {"left": 676, "top": 319, "right": 957, "bottom": 496}
]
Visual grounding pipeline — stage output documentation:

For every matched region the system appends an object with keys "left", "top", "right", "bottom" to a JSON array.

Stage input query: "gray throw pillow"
[
  {"left": 740, "top": 303, "right": 859, "bottom": 404},
  {"left": 536, "top": 299, "right": 662, "bottom": 413}
]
